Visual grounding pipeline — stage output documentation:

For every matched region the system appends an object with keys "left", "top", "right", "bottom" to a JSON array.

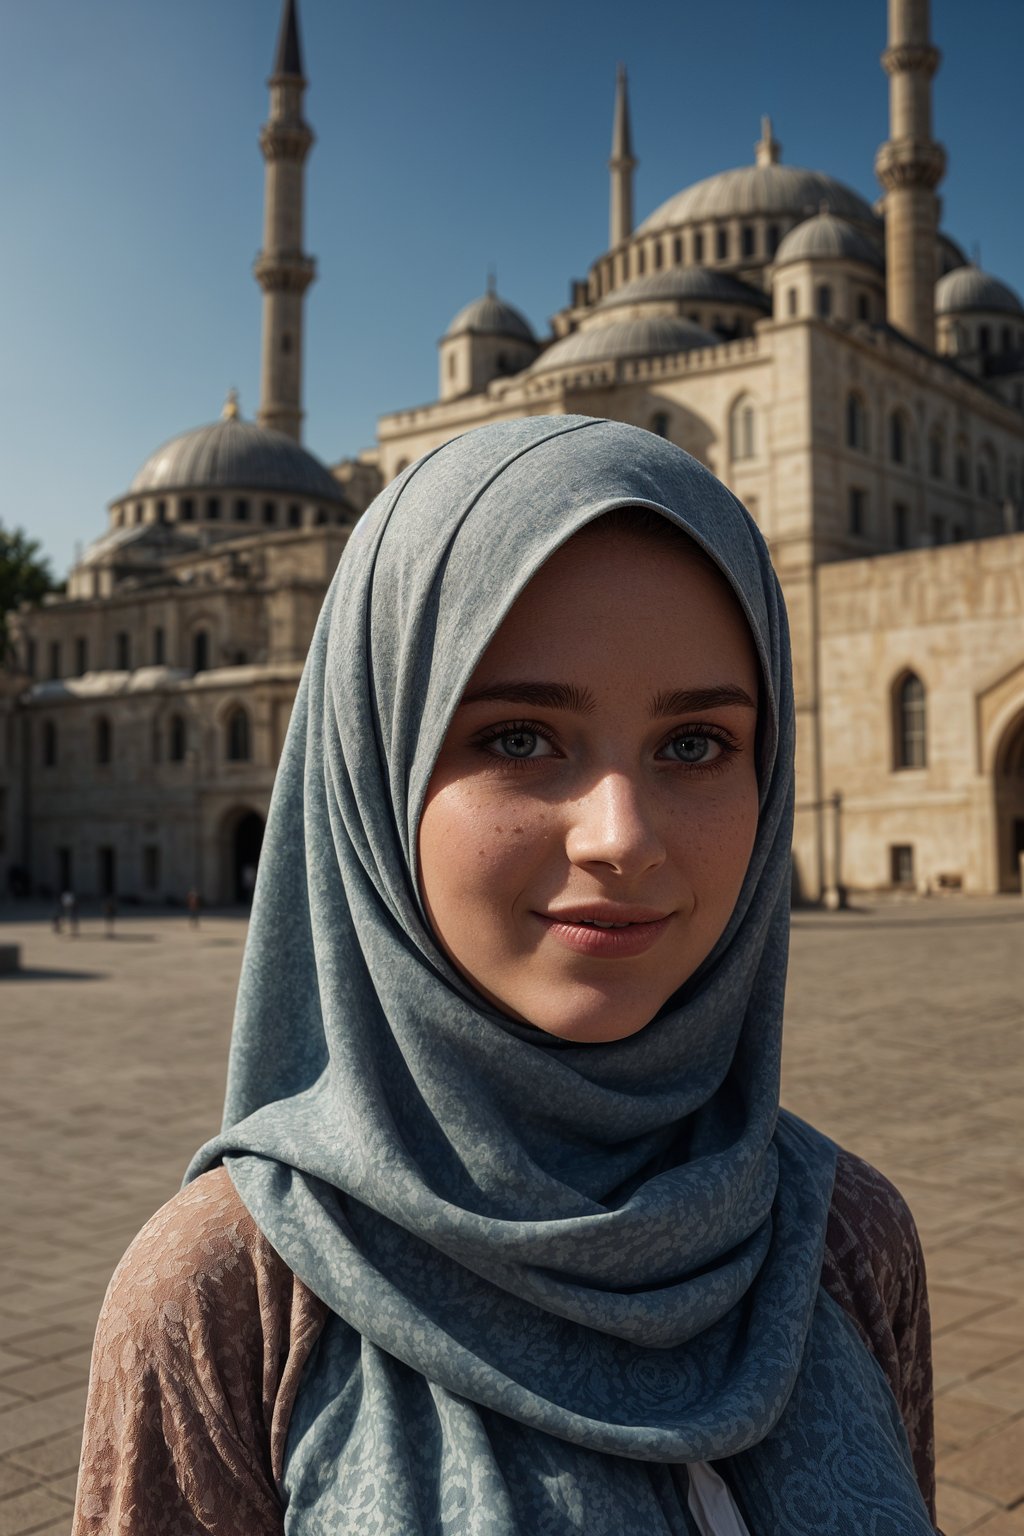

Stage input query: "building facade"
[{"left": 4, "top": 0, "right": 1024, "bottom": 904}]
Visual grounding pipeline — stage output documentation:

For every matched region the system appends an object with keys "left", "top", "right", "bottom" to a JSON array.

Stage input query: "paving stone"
[
  {"left": 934, "top": 1479, "right": 1001, "bottom": 1535},
  {"left": 941, "top": 1415, "right": 1024, "bottom": 1505},
  {"left": 0, "top": 1487, "right": 71, "bottom": 1536},
  {"left": 7, "top": 1432, "right": 84, "bottom": 1480},
  {"left": 934, "top": 1391, "right": 1015, "bottom": 1452}
]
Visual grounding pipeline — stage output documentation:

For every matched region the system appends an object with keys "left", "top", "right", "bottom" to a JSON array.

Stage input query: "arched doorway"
[
  {"left": 994, "top": 710, "right": 1024, "bottom": 891},
  {"left": 233, "top": 812, "right": 264, "bottom": 902}
]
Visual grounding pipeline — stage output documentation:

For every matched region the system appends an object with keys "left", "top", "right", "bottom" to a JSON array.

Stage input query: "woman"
[{"left": 75, "top": 416, "right": 939, "bottom": 1534}]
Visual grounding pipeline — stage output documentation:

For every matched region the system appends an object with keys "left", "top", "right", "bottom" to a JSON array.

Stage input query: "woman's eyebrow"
[
  {"left": 458, "top": 682, "right": 756, "bottom": 715},
  {"left": 459, "top": 682, "right": 597, "bottom": 713},
  {"left": 648, "top": 686, "right": 757, "bottom": 716}
]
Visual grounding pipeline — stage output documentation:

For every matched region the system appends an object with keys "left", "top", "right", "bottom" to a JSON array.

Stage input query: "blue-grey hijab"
[{"left": 189, "top": 416, "right": 933, "bottom": 1534}]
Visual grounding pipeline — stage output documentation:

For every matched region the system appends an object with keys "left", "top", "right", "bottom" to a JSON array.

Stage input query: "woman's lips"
[{"left": 535, "top": 912, "right": 672, "bottom": 958}]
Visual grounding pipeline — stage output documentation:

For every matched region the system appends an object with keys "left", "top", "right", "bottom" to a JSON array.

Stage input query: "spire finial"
[
  {"left": 755, "top": 115, "right": 781, "bottom": 167},
  {"left": 222, "top": 387, "right": 241, "bottom": 420},
  {"left": 486, "top": 266, "right": 497, "bottom": 298},
  {"left": 272, "top": 0, "right": 304, "bottom": 80}
]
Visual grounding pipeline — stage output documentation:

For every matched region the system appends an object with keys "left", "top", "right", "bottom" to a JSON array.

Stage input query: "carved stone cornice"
[
  {"left": 881, "top": 43, "right": 940, "bottom": 79},
  {"left": 259, "top": 120, "right": 314, "bottom": 163},
  {"left": 253, "top": 252, "right": 316, "bottom": 294},
  {"left": 875, "top": 137, "right": 946, "bottom": 192}
]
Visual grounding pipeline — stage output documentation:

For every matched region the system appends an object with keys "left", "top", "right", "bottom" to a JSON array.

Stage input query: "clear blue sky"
[{"left": 3, "top": 0, "right": 1022, "bottom": 575}]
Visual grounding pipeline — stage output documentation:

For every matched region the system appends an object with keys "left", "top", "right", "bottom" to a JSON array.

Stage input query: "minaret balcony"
[
  {"left": 253, "top": 252, "right": 316, "bottom": 294},
  {"left": 874, "top": 137, "right": 946, "bottom": 193}
]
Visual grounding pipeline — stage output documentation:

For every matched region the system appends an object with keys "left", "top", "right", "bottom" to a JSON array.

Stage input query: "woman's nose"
[{"left": 564, "top": 772, "right": 666, "bottom": 880}]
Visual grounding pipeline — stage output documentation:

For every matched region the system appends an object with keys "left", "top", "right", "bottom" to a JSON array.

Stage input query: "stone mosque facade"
[{"left": 3, "top": 0, "right": 1024, "bottom": 906}]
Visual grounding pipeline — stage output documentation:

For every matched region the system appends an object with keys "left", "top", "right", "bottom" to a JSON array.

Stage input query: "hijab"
[{"left": 188, "top": 416, "right": 933, "bottom": 1534}]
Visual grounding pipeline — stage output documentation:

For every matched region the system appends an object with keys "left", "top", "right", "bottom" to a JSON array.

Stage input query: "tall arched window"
[
  {"left": 115, "top": 631, "right": 130, "bottom": 670},
  {"left": 889, "top": 411, "right": 907, "bottom": 465},
  {"left": 955, "top": 435, "right": 970, "bottom": 489},
  {"left": 928, "top": 425, "right": 944, "bottom": 479},
  {"left": 816, "top": 284, "right": 832, "bottom": 318},
  {"left": 978, "top": 442, "right": 999, "bottom": 501},
  {"left": 169, "top": 714, "right": 187, "bottom": 763},
  {"left": 193, "top": 629, "right": 209, "bottom": 673},
  {"left": 42, "top": 720, "right": 57, "bottom": 768},
  {"left": 96, "top": 716, "right": 112, "bottom": 766},
  {"left": 729, "top": 396, "right": 757, "bottom": 461},
  {"left": 846, "top": 392, "right": 869, "bottom": 451},
  {"left": 226, "top": 706, "right": 251, "bottom": 763},
  {"left": 893, "top": 674, "right": 926, "bottom": 770}
]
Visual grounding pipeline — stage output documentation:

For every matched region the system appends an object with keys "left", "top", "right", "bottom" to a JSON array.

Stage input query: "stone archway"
[
  {"left": 218, "top": 806, "right": 265, "bottom": 903},
  {"left": 994, "top": 710, "right": 1024, "bottom": 892}
]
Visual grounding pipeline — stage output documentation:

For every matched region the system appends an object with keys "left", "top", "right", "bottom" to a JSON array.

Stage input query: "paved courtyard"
[{"left": 0, "top": 896, "right": 1021, "bottom": 1535}]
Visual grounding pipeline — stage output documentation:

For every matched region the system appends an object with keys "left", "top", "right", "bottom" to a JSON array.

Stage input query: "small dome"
[
  {"left": 935, "top": 266, "right": 1023, "bottom": 317},
  {"left": 637, "top": 164, "right": 878, "bottom": 236},
  {"left": 597, "top": 267, "right": 771, "bottom": 311},
  {"left": 774, "top": 211, "right": 884, "bottom": 271},
  {"left": 445, "top": 291, "right": 535, "bottom": 342},
  {"left": 532, "top": 315, "right": 718, "bottom": 374},
  {"left": 123, "top": 401, "right": 345, "bottom": 503}
]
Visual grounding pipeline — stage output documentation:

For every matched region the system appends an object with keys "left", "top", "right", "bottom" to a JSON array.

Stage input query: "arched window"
[
  {"left": 115, "top": 631, "right": 130, "bottom": 671},
  {"left": 169, "top": 714, "right": 187, "bottom": 763},
  {"left": 193, "top": 629, "right": 209, "bottom": 674},
  {"left": 650, "top": 412, "right": 670, "bottom": 439},
  {"left": 653, "top": 241, "right": 664, "bottom": 270},
  {"left": 786, "top": 288, "right": 797, "bottom": 317},
  {"left": 893, "top": 674, "right": 926, "bottom": 770},
  {"left": 928, "top": 426, "right": 944, "bottom": 479},
  {"left": 729, "top": 396, "right": 756, "bottom": 460},
  {"left": 226, "top": 706, "right": 251, "bottom": 763},
  {"left": 978, "top": 442, "right": 999, "bottom": 501},
  {"left": 716, "top": 228, "right": 729, "bottom": 260},
  {"left": 693, "top": 232, "right": 705, "bottom": 263},
  {"left": 673, "top": 236, "right": 683, "bottom": 264},
  {"left": 636, "top": 246, "right": 646, "bottom": 276},
  {"left": 978, "top": 324, "right": 991, "bottom": 353},
  {"left": 42, "top": 720, "right": 57, "bottom": 768},
  {"left": 856, "top": 293, "right": 870, "bottom": 322},
  {"left": 741, "top": 224, "right": 755, "bottom": 258},
  {"left": 75, "top": 637, "right": 88, "bottom": 675},
  {"left": 96, "top": 716, "right": 112, "bottom": 766},
  {"left": 816, "top": 284, "right": 832, "bottom": 318},
  {"left": 955, "top": 435, "right": 969, "bottom": 489},
  {"left": 846, "top": 392, "right": 869, "bottom": 451},
  {"left": 152, "top": 627, "right": 165, "bottom": 666},
  {"left": 889, "top": 411, "right": 907, "bottom": 465}
]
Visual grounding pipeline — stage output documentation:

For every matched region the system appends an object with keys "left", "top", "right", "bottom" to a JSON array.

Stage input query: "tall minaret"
[
  {"left": 608, "top": 65, "right": 636, "bottom": 249},
  {"left": 874, "top": 0, "right": 946, "bottom": 351},
  {"left": 254, "top": 0, "right": 315, "bottom": 441}
]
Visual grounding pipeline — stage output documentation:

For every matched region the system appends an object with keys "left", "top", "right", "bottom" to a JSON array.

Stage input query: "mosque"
[{"left": 3, "top": 0, "right": 1024, "bottom": 906}]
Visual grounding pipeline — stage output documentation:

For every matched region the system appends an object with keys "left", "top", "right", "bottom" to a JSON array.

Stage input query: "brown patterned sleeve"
[
  {"left": 821, "top": 1147, "right": 937, "bottom": 1525},
  {"left": 72, "top": 1166, "right": 328, "bottom": 1536}
]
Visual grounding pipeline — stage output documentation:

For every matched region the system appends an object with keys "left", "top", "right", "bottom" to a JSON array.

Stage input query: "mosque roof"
[
  {"left": 935, "top": 265, "right": 1024, "bottom": 317},
  {"left": 596, "top": 267, "right": 770, "bottom": 311},
  {"left": 636, "top": 164, "right": 878, "bottom": 236},
  {"left": 445, "top": 291, "right": 536, "bottom": 342},
  {"left": 120, "top": 394, "right": 345, "bottom": 503},
  {"left": 531, "top": 314, "right": 718, "bottom": 373},
  {"left": 774, "top": 212, "right": 884, "bottom": 270}
]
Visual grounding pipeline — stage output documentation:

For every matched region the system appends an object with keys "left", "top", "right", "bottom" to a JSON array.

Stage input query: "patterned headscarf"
[{"left": 190, "top": 417, "right": 933, "bottom": 1534}]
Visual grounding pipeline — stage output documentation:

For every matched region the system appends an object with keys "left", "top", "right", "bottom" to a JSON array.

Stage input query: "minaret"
[
  {"left": 874, "top": 0, "right": 946, "bottom": 350},
  {"left": 254, "top": 0, "right": 315, "bottom": 441},
  {"left": 754, "top": 115, "right": 781, "bottom": 168},
  {"left": 608, "top": 64, "right": 636, "bottom": 249}
]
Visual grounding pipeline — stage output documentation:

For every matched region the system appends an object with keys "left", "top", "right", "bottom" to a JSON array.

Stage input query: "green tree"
[{"left": 0, "top": 523, "right": 59, "bottom": 662}]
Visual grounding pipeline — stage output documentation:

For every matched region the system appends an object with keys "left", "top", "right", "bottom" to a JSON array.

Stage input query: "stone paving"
[{"left": 0, "top": 896, "right": 1021, "bottom": 1534}]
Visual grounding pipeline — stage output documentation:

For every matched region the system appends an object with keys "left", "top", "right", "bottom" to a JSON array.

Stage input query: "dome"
[
  {"left": 935, "top": 266, "right": 1024, "bottom": 317},
  {"left": 636, "top": 164, "right": 878, "bottom": 236},
  {"left": 123, "top": 398, "right": 345, "bottom": 503},
  {"left": 532, "top": 315, "right": 718, "bottom": 374},
  {"left": 596, "top": 267, "right": 771, "bottom": 311},
  {"left": 774, "top": 212, "right": 884, "bottom": 270},
  {"left": 445, "top": 291, "right": 535, "bottom": 342}
]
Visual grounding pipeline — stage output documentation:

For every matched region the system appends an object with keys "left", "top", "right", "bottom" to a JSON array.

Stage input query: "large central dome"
[{"left": 636, "top": 163, "right": 878, "bottom": 236}]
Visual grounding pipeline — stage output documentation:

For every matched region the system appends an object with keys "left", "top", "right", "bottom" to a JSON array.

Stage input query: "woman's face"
[{"left": 418, "top": 524, "right": 761, "bottom": 1042}]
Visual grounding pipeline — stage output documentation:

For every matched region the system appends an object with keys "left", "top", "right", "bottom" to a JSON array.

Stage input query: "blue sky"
[{"left": 3, "top": 0, "right": 1023, "bottom": 574}]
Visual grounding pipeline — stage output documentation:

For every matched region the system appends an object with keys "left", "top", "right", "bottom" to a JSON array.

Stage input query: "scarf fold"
[{"left": 189, "top": 416, "right": 933, "bottom": 1534}]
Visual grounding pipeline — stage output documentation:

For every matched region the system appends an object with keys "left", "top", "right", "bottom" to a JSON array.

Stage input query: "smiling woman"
[{"left": 74, "top": 417, "right": 940, "bottom": 1536}]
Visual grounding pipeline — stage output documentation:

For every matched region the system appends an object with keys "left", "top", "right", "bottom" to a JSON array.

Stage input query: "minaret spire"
[
  {"left": 608, "top": 64, "right": 636, "bottom": 250},
  {"left": 874, "top": 0, "right": 946, "bottom": 350},
  {"left": 254, "top": 0, "right": 315, "bottom": 441}
]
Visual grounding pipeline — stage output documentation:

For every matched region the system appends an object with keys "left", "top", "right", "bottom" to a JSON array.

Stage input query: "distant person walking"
[
  {"left": 187, "top": 888, "right": 202, "bottom": 929},
  {"left": 103, "top": 897, "right": 117, "bottom": 939},
  {"left": 60, "top": 889, "right": 78, "bottom": 936}
]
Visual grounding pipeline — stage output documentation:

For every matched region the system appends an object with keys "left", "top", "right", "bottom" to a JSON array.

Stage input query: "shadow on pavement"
[{"left": 1, "top": 966, "right": 106, "bottom": 981}]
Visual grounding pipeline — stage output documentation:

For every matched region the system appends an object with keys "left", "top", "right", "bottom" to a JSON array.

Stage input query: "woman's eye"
[
  {"left": 665, "top": 733, "right": 721, "bottom": 765},
  {"left": 490, "top": 729, "right": 551, "bottom": 760}
]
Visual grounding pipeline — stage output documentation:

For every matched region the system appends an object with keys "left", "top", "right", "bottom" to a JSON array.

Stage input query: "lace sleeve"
[
  {"left": 822, "top": 1147, "right": 937, "bottom": 1525},
  {"left": 72, "top": 1166, "right": 327, "bottom": 1535}
]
